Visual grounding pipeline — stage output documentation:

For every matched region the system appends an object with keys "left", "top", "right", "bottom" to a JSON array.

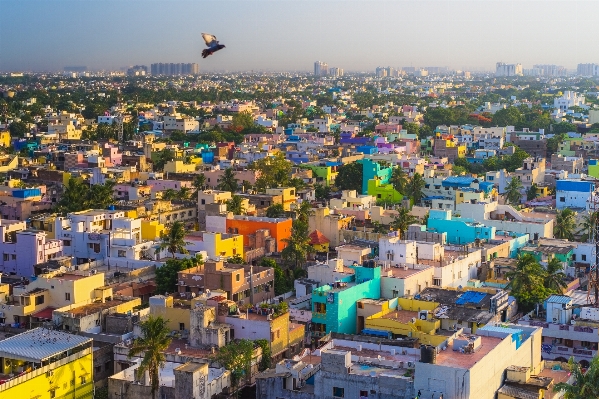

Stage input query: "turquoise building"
[
  {"left": 358, "top": 159, "right": 393, "bottom": 195},
  {"left": 311, "top": 264, "right": 381, "bottom": 336},
  {"left": 427, "top": 209, "right": 496, "bottom": 245}
]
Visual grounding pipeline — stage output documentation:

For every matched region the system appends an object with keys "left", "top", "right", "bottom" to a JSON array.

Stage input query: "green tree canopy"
[
  {"left": 334, "top": 162, "right": 363, "bottom": 192},
  {"left": 56, "top": 179, "right": 116, "bottom": 214},
  {"left": 155, "top": 256, "right": 203, "bottom": 294},
  {"left": 492, "top": 107, "right": 523, "bottom": 127},
  {"left": 266, "top": 203, "right": 286, "bottom": 218},
  {"left": 554, "top": 356, "right": 599, "bottom": 399},
  {"left": 252, "top": 153, "right": 292, "bottom": 192}
]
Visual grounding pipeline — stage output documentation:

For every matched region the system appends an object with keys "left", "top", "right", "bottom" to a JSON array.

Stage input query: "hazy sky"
[{"left": 1, "top": 0, "right": 598, "bottom": 73}]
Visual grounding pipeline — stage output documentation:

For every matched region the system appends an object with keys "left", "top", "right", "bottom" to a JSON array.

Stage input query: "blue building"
[
  {"left": 311, "top": 264, "right": 381, "bottom": 336},
  {"left": 427, "top": 209, "right": 496, "bottom": 245}
]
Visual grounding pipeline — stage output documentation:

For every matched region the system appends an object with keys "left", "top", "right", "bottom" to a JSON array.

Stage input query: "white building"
[
  {"left": 554, "top": 91, "right": 585, "bottom": 111},
  {"left": 495, "top": 62, "right": 523, "bottom": 77},
  {"left": 55, "top": 210, "right": 157, "bottom": 264}
]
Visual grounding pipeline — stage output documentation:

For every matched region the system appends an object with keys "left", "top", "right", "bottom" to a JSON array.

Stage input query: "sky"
[{"left": 1, "top": 0, "right": 598, "bottom": 73}]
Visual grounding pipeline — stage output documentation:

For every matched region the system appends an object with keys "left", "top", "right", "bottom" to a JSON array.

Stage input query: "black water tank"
[
  {"left": 420, "top": 344, "right": 431, "bottom": 363},
  {"left": 429, "top": 345, "right": 437, "bottom": 364}
]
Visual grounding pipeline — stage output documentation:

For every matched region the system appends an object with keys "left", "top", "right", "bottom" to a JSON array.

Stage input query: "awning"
[{"left": 31, "top": 307, "right": 56, "bottom": 320}]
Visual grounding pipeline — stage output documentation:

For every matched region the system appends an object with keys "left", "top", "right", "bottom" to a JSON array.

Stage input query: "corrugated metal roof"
[
  {"left": 0, "top": 328, "right": 91, "bottom": 362},
  {"left": 546, "top": 295, "right": 573, "bottom": 305}
]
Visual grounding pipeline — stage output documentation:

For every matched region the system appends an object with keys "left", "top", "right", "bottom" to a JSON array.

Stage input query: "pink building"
[
  {"left": 146, "top": 179, "right": 192, "bottom": 193},
  {"left": 0, "top": 220, "right": 64, "bottom": 276},
  {"left": 375, "top": 123, "right": 402, "bottom": 134}
]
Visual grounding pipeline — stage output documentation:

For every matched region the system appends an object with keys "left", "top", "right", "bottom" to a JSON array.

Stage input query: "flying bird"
[{"left": 201, "top": 33, "right": 226, "bottom": 58}]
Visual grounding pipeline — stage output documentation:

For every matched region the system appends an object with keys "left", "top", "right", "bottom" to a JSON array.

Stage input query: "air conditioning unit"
[{"left": 407, "top": 362, "right": 414, "bottom": 368}]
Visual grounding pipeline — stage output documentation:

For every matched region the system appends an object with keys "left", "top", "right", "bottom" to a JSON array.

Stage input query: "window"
[
  {"left": 236, "top": 273, "right": 241, "bottom": 282},
  {"left": 50, "top": 389, "right": 56, "bottom": 398},
  {"left": 201, "top": 199, "right": 206, "bottom": 204},
  {"left": 80, "top": 376, "right": 86, "bottom": 385},
  {"left": 65, "top": 293, "right": 71, "bottom": 301},
  {"left": 179, "top": 323, "right": 185, "bottom": 331},
  {"left": 582, "top": 254, "right": 587, "bottom": 261},
  {"left": 360, "top": 390, "right": 369, "bottom": 398},
  {"left": 333, "top": 387, "right": 345, "bottom": 398},
  {"left": 35, "top": 295, "right": 45, "bottom": 305},
  {"left": 11, "top": 254, "right": 16, "bottom": 260},
  {"left": 63, "top": 240, "right": 71, "bottom": 246},
  {"left": 2, "top": 254, "right": 7, "bottom": 261},
  {"left": 433, "top": 278, "right": 442, "bottom": 286},
  {"left": 117, "top": 250, "right": 126, "bottom": 257}
]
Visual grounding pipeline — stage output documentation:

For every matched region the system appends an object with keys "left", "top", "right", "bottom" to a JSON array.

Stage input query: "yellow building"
[
  {"left": 186, "top": 232, "right": 244, "bottom": 260},
  {"left": 2, "top": 271, "right": 107, "bottom": 327},
  {"left": 163, "top": 160, "right": 198, "bottom": 174},
  {"left": 141, "top": 219, "right": 166, "bottom": 241},
  {"left": 364, "top": 298, "right": 446, "bottom": 346},
  {"left": 0, "top": 131, "right": 10, "bottom": 148},
  {"left": 0, "top": 328, "right": 94, "bottom": 399},
  {"left": 265, "top": 187, "right": 297, "bottom": 211}
]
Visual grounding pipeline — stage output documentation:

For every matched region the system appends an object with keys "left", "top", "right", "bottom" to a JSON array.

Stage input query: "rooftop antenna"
[
  {"left": 114, "top": 90, "right": 124, "bottom": 146},
  {"left": 589, "top": 184, "right": 599, "bottom": 306}
]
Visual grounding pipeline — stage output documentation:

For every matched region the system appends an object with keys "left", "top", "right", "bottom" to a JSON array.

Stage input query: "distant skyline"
[{"left": 1, "top": 0, "right": 599, "bottom": 73}]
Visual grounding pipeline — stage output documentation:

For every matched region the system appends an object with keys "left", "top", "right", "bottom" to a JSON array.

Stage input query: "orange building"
[{"left": 225, "top": 215, "right": 292, "bottom": 252}]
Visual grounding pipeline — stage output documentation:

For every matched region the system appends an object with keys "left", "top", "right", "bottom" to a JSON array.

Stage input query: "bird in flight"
[{"left": 201, "top": 33, "right": 226, "bottom": 58}]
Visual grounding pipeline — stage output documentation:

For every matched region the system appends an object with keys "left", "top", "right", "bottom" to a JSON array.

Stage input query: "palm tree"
[
  {"left": 226, "top": 195, "right": 246, "bottom": 215},
  {"left": 405, "top": 173, "right": 425, "bottom": 206},
  {"left": 266, "top": 203, "right": 285, "bottom": 218},
  {"left": 390, "top": 207, "right": 419, "bottom": 239},
  {"left": 554, "top": 356, "right": 599, "bottom": 399},
  {"left": 577, "top": 211, "right": 598, "bottom": 242},
  {"left": 282, "top": 220, "right": 312, "bottom": 269},
  {"left": 296, "top": 200, "right": 313, "bottom": 224},
  {"left": 192, "top": 173, "right": 206, "bottom": 197},
  {"left": 390, "top": 167, "right": 409, "bottom": 194},
  {"left": 555, "top": 208, "right": 576, "bottom": 240},
  {"left": 176, "top": 186, "right": 191, "bottom": 200},
  {"left": 128, "top": 316, "right": 172, "bottom": 399},
  {"left": 156, "top": 221, "right": 188, "bottom": 258},
  {"left": 545, "top": 257, "right": 568, "bottom": 293},
  {"left": 161, "top": 188, "right": 177, "bottom": 201},
  {"left": 526, "top": 183, "right": 538, "bottom": 201},
  {"left": 504, "top": 176, "right": 523, "bottom": 205},
  {"left": 218, "top": 168, "right": 239, "bottom": 193}
]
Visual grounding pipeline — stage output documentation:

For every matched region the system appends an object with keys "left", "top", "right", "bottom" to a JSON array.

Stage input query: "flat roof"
[
  {"left": 64, "top": 299, "right": 133, "bottom": 317},
  {"left": 0, "top": 328, "right": 91, "bottom": 362},
  {"left": 434, "top": 335, "right": 502, "bottom": 369}
]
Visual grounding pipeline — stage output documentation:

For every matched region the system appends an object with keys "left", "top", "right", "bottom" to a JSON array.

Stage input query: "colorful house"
[
  {"left": 311, "top": 264, "right": 381, "bottom": 336},
  {"left": 359, "top": 158, "right": 393, "bottom": 195},
  {"left": 185, "top": 232, "right": 244, "bottom": 260},
  {"left": 309, "top": 230, "right": 330, "bottom": 253},
  {"left": 427, "top": 209, "right": 496, "bottom": 245},
  {"left": 226, "top": 215, "right": 292, "bottom": 252},
  {"left": 367, "top": 179, "right": 403, "bottom": 204}
]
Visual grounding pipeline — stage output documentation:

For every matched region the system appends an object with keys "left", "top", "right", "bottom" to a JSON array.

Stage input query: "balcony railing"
[{"left": 0, "top": 347, "right": 92, "bottom": 392}]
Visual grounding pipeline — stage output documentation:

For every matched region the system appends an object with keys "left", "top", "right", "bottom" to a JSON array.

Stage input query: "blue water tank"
[{"left": 107, "top": 205, "right": 116, "bottom": 210}]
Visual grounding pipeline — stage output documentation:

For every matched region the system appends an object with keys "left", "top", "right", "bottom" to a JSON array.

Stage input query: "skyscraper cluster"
[
  {"left": 495, "top": 62, "right": 523, "bottom": 77},
  {"left": 577, "top": 63, "right": 599, "bottom": 76},
  {"left": 150, "top": 63, "right": 199, "bottom": 76},
  {"left": 314, "top": 61, "right": 343, "bottom": 77}
]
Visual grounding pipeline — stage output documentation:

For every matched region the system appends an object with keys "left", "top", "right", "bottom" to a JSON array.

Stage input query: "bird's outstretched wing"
[{"left": 202, "top": 33, "right": 218, "bottom": 48}]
